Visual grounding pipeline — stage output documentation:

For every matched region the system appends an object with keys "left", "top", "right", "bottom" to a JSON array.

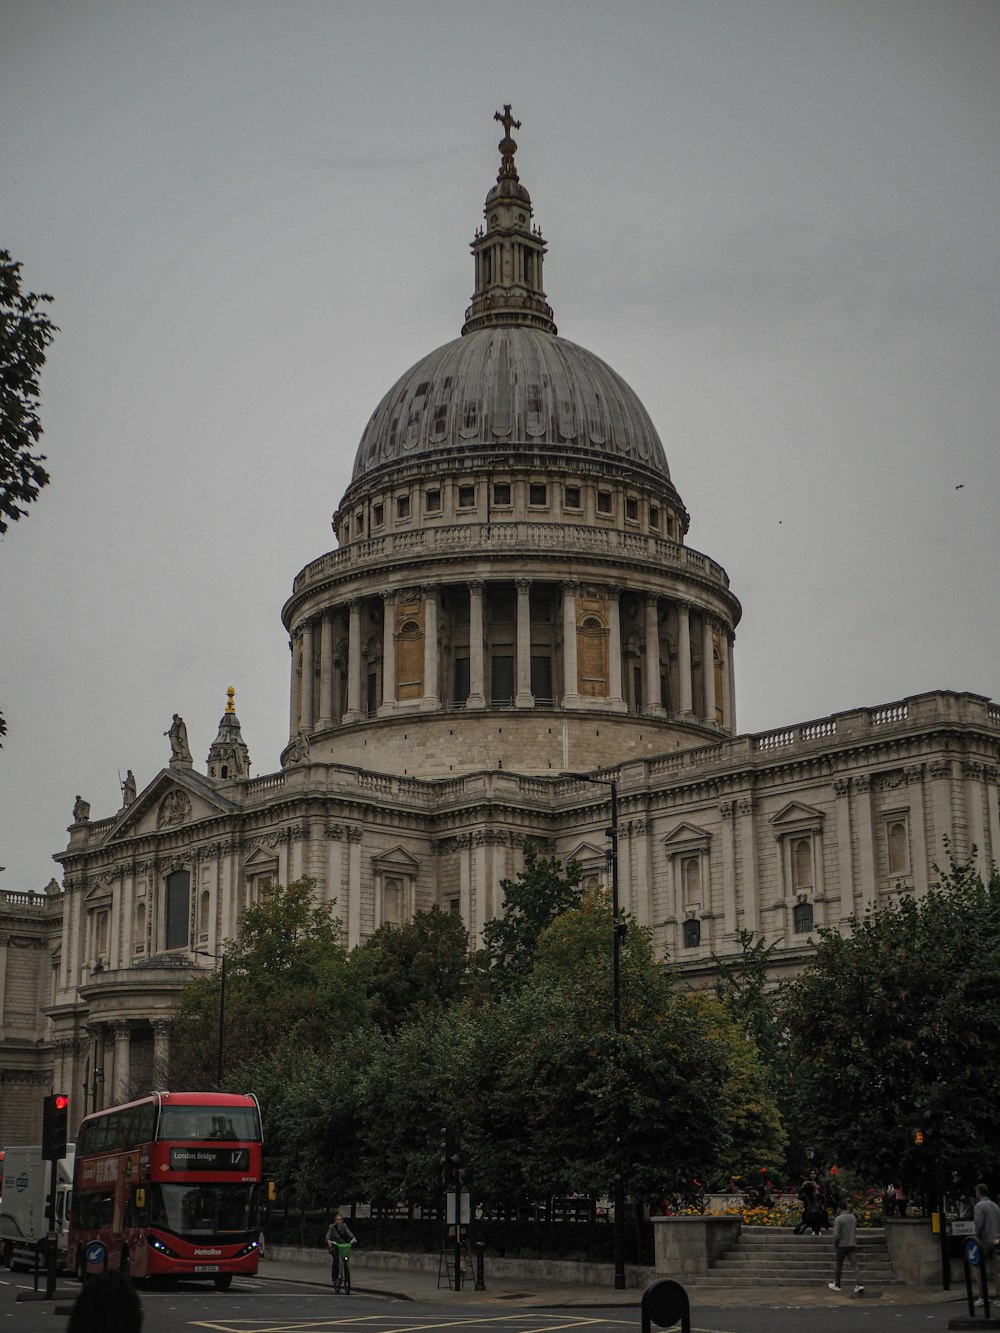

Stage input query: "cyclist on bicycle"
[{"left": 326, "top": 1213, "right": 356, "bottom": 1290}]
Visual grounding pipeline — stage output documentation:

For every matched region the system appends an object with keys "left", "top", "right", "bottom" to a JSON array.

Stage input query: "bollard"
[
  {"left": 641, "top": 1279, "right": 690, "bottom": 1333},
  {"left": 475, "top": 1241, "right": 486, "bottom": 1291}
]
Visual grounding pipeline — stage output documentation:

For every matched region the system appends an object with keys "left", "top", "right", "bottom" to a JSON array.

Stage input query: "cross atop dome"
[{"left": 495, "top": 103, "right": 521, "bottom": 179}]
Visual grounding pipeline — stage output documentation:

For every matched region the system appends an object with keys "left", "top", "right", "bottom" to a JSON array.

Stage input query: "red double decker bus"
[{"left": 68, "top": 1091, "right": 263, "bottom": 1288}]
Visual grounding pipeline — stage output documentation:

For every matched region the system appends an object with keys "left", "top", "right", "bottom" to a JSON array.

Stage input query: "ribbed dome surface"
[{"left": 352, "top": 327, "right": 670, "bottom": 482}]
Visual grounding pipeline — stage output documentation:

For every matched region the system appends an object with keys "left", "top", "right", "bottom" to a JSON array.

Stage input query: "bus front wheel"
[{"left": 213, "top": 1274, "right": 233, "bottom": 1291}]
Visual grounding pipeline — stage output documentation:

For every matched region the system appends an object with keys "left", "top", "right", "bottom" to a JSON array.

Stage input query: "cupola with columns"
[{"left": 283, "top": 107, "right": 741, "bottom": 778}]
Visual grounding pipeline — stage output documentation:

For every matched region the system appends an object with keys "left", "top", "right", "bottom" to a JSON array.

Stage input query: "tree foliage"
[
  {"left": 481, "top": 842, "right": 583, "bottom": 994},
  {"left": 350, "top": 905, "right": 471, "bottom": 1031},
  {"left": 782, "top": 847, "right": 1000, "bottom": 1190},
  {"left": 1, "top": 249, "right": 57, "bottom": 535}
]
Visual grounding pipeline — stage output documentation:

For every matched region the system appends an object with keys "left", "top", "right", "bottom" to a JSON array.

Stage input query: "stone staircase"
[{"left": 687, "top": 1226, "right": 899, "bottom": 1288}]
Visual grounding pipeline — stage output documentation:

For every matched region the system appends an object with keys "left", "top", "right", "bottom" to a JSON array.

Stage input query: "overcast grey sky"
[{"left": 2, "top": 0, "right": 998, "bottom": 892}]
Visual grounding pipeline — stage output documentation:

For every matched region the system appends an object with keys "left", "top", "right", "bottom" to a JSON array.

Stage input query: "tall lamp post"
[
  {"left": 192, "top": 950, "right": 227, "bottom": 1089},
  {"left": 562, "top": 770, "right": 626, "bottom": 1290}
]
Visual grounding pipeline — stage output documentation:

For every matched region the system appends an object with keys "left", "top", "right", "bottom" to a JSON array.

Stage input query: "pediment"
[
  {"left": 244, "top": 846, "right": 279, "bottom": 870},
  {"left": 105, "top": 770, "right": 237, "bottom": 842},
  {"left": 371, "top": 845, "right": 420, "bottom": 874},
  {"left": 83, "top": 880, "right": 114, "bottom": 905},
  {"left": 769, "top": 801, "right": 825, "bottom": 830},
  {"left": 661, "top": 821, "right": 711, "bottom": 850},
  {"left": 567, "top": 841, "right": 607, "bottom": 867}
]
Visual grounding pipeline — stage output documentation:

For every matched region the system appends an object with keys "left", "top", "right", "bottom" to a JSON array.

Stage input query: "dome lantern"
[{"left": 461, "top": 105, "right": 557, "bottom": 337}]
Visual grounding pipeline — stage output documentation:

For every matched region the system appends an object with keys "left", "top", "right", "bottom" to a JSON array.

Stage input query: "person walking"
[
  {"left": 974, "top": 1183, "right": 1000, "bottom": 1298},
  {"left": 827, "top": 1199, "right": 864, "bottom": 1294}
]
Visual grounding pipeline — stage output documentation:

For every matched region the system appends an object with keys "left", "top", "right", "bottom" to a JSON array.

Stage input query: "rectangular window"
[
  {"left": 397, "top": 495, "right": 411, "bottom": 519},
  {"left": 529, "top": 483, "right": 547, "bottom": 506},
  {"left": 373, "top": 503, "right": 384, "bottom": 527},
  {"left": 625, "top": 497, "right": 638, "bottom": 521},
  {"left": 564, "top": 485, "right": 581, "bottom": 509},
  {"left": 425, "top": 489, "right": 441, "bottom": 513},
  {"left": 597, "top": 490, "right": 613, "bottom": 515},
  {"left": 458, "top": 485, "right": 475, "bottom": 509},
  {"left": 453, "top": 657, "right": 470, "bottom": 705},
  {"left": 682, "top": 919, "right": 701, "bottom": 948},
  {"left": 355, "top": 509, "right": 364, "bottom": 532},
  {"left": 491, "top": 655, "right": 514, "bottom": 704},
  {"left": 530, "top": 656, "right": 552, "bottom": 703},
  {"left": 649, "top": 506, "right": 660, "bottom": 530},
  {"left": 165, "top": 871, "right": 190, "bottom": 951},
  {"left": 493, "top": 482, "right": 511, "bottom": 506}
]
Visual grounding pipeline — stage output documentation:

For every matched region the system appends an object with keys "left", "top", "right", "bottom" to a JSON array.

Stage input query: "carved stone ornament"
[
  {"left": 854, "top": 774, "right": 872, "bottom": 792},
  {"left": 157, "top": 790, "right": 192, "bottom": 829},
  {"left": 833, "top": 778, "right": 850, "bottom": 796},
  {"left": 903, "top": 765, "right": 924, "bottom": 785},
  {"left": 738, "top": 798, "right": 756, "bottom": 816},
  {"left": 929, "top": 760, "right": 951, "bottom": 779},
  {"left": 962, "top": 761, "right": 984, "bottom": 778},
  {"left": 719, "top": 801, "right": 733, "bottom": 818}
]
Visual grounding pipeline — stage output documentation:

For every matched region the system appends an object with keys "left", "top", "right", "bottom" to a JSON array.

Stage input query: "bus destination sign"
[{"left": 169, "top": 1147, "right": 250, "bottom": 1171}]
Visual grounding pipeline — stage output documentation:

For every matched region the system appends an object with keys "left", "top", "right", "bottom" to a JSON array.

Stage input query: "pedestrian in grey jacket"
[{"left": 828, "top": 1201, "right": 864, "bottom": 1294}]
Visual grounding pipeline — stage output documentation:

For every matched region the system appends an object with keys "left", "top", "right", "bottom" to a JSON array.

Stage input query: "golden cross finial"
[
  {"left": 226, "top": 686, "right": 236, "bottom": 714},
  {"left": 494, "top": 103, "right": 521, "bottom": 177}
]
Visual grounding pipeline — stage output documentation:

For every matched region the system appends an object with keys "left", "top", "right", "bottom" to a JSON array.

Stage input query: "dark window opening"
[
  {"left": 564, "top": 485, "right": 581, "bottom": 509},
  {"left": 397, "top": 495, "right": 410, "bottom": 519},
  {"left": 373, "top": 503, "right": 384, "bottom": 527},
  {"left": 165, "top": 870, "right": 190, "bottom": 951},
  {"left": 491, "top": 656, "right": 514, "bottom": 704},
  {"left": 682, "top": 919, "right": 701, "bottom": 948},
  {"left": 458, "top": 485, "right": 475, "bottom": 508},
  {"left": 529, "top": 483, "right": 547, "bottom": 506},
  {"left": 530, "top": 656, "right": 552, "bottom": 704},
  {"left": 793, "top": 902, "right": 814, "bottom": 934},
  {"left": 597, "top": 491, "right": 613, "bottom": 514},
  {"left": 649, "top": 506, "right": 660, "bottom": 529},
  {"left": 425, "top": 489, "right": 441, "bottom": 512},
  {"left": 493, "top": 482, "right": 511, "bottom": 505},
  {"left": 453, "top": 657, "right": 470, "bottom": 705},
  {"left": 626, "top": 497, "right": 638, "bottom": 521}
]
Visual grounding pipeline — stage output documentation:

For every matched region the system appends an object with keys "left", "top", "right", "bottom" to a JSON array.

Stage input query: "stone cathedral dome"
[{"left": 349, "top": 106, "right": 677, "bottom": 502}]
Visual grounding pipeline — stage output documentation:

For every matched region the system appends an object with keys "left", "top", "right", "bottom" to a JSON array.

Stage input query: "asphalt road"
[{"left": 0, "top": 1271, "right": 979, "bottom": 1332}]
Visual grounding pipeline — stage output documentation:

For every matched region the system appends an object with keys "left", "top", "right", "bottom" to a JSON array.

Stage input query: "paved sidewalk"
[{"left": 256, "top": 1252, "right": 966, "bottom": 1309}]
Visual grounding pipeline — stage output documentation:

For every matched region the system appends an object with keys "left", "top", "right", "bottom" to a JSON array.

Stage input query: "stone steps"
[{"left": 686, "top": 1226, "right": 900, "bottom": 1288}]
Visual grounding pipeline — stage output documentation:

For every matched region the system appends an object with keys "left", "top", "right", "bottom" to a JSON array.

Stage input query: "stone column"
[
  {"left": 288, "top": 634, "right": 300, "bottom": 737},
  {"left": 607, "top": 586, "right": 626, "bottom": 711},
  {"left": 151, "top": 1019, "right": 172, "bottom": 1087},
  {"left": 739, "top": 798, "right": 758, "bottom": 933},
  {"left": 644, "top": 595, "right": 665, "bottom": 716},
  {"left": 701, "top": 614, "right": 715, "bottom": 724},
  {"left": 677, "top": 603, "right": 693, "bottom": 717},
  {"left": 720, "top": 630, "right": 732, "bottom": 732},
  {"left": 317, "top": 611, "right": 335, "bottom": 728},
  {"left": 112, "top": 1020, "right": 131, "bottom": 1103},
  {"left": 726, "top": 633, "right": 737, "bottom": 733},
  {"left": 562, "top": 581, "right": 581, "bottom": 707},
  {"left": 906, "top": 766, "right": 929, "bottom": 896},
  {"left": 468, "top": 581, "right": 486, "bottom": 709},
  {"left": 379, "top": 591, "right": 397, "bottom": 716},
  {"left": 855, "top": 774, "right": 877, "bottom": 900},
  {"left": 515, "top": 580, "right": 534, "bottom": 707},
  {"left": 422, "top": 586, "right": 440, "bottom": 707},
  {"left": 833, "top": 779, "right": 854, "bottom": 922},
  {"left": 300, "top": 618, "right": 315, "bottom": 732},
  {"left": 347, "top": 828, "right": 363, "bottom": 950},
  {"left": 345, "top": 600, "right": 363, "bottom": 722},
  {"left": 719, "top": 803, "right": 737, "bottom": 935}
]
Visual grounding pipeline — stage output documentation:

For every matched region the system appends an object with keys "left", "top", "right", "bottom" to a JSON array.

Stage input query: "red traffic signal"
[{"left": 41, "top": 1092, "right": 69, "bottom": 1161}]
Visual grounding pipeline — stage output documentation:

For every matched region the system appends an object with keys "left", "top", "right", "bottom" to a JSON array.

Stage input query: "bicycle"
[{"left": 330, "top": 1238, "right": 355, "bottom": 1294}]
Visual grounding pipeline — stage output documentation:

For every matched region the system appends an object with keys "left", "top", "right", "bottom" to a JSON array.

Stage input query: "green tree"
[
  {"left": 481, "top": 843, "right": 583, "bottom": 994},
  {"left": 1, "top": 249, "right": 58, "bottom": 744},
  {"left": 1, "top": 250, "right": 57, "bottom": 535},
  {"left": 350, "top": 906, "right": 471, "bottom": 1032},
  {"left": 783, "top": 847, "right": 1000, "bottom": 1188}
]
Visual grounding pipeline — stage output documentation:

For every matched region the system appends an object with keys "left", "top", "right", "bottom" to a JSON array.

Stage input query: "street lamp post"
[
  {"left": 562, "top": 770, "right": 626, "bottom": 1290},
  {"left": 192, "top": 950, "right": 227, "bottom": 1089}
]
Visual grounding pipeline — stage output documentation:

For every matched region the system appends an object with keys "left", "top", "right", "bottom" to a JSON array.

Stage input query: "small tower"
[
  {"left": 206, "top": 686, "right": 251, "bottom": 781},
  {"left": 462, "top": 104, "right": 556, "bottom": 336}
]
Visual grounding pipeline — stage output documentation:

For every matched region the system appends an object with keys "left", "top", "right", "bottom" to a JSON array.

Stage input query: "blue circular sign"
[
  {"left": 84, "top": 1241, "right": 106, "bottom": 1264},
  {"left": 965, "top": 1238, "right": 981, "bottom": 1266}
]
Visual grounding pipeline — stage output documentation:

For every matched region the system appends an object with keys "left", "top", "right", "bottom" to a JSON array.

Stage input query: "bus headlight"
[{"left": 148, "top": 1235, "right": 179, "bottom": 1258}]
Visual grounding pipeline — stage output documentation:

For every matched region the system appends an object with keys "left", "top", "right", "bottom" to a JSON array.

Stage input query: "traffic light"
[
  {"left": 909, "top": 1126, "right": 926, "bottom": 1147},
  {"left": 41, "top": 1093, "right": 69, "bottom": 1161}
]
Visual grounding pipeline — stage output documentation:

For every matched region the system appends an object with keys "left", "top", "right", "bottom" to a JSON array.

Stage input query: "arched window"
[
  {"left": 165, "top": 870, "right": 190, "bottom": 951},
  {"left": 887, "top": 819, "right": 910, "bottom": 876},
  {"left": 383, "top": 878, "right": 401, "bottom": 927},
  {"left": 682, "top": 856, "right": 701, "bottom": 908},
  {"left": 793, "top": 901, "right": 814, "bottom": 934},
  {"left": 199, "top": 890, "right": 210, "bottom": 936},
  {"left": 791, "top": 838, "right": 813, "bottom": 892},
  {"left": 95, "top": 910, "right": 109, "bottom": 959}
]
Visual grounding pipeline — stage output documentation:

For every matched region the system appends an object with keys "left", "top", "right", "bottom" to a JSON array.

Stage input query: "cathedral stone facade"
[{"left": 2, "top": 110, "right": 998, "bottom": 1146}]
